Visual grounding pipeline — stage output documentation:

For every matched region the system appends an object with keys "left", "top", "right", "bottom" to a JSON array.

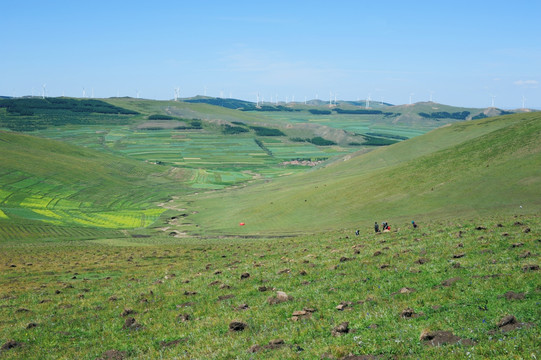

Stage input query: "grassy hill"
[
  {"left": 0, "top": 131, "right": 188, "bottom": 241},
  {"left": 185, "top": 112, "right": 541, "bottom": 236}
]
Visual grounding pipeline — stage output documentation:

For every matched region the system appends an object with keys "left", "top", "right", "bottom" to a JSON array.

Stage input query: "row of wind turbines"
[{"left": 27, "top": 85, "right": 529, "bottom": 109}]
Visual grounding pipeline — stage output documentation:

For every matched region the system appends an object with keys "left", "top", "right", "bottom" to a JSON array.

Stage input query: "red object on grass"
[{"left": 239, "top": 222, "right": 245, "bottom": 226}]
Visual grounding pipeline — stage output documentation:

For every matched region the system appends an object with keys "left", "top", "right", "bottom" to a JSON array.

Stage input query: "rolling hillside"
[
  {"left": 185, "top": 112, "right": 541, "bottom": 235},
  {"left": 0, "top": 131, "right": 187, "bottom": 240}
]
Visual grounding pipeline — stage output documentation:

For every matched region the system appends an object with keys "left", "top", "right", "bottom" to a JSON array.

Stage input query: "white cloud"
[{"left": 514, "top": 79, "right": 539, "bottom": 87}]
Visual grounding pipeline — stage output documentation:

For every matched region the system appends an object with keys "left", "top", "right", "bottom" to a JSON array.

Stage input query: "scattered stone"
[
  {"left": 277, "top": 291, "right": 291, "bottom": 302},
  {"left": 26, "top": 322, "right": 38, "bottom": 329},
  {"left": 522, "top": 264, "right": 539, "bottom": 272},
  {"left": 491, "top": 314, "right": 534, "bottom": 333},
  {"left": 503, "top": 291, "right": 525, "bottom": 300},
  {"left": 332, "top": 322, "right": 350, "bottom": 336},
  {"left": 209, "top": 280, "right": 221, "bottom": 286},
  {"left": 453, "top": 253, "right": 465, "bottom": 259},
  {"left": 183, "top": 290, "right": 197, "bottom": 296},
  {"left": 392, "top": 287, "right": 416, "bottom": 296},
  {"left": 514, "top": 221, "right": 523, "bottom": 226},
  {"left": 498, "top": 315, "right": 517, "bottom": 328},
  {"left": 420, "top": 330, "right": 475, "bottom": 346},
  {"left": 456, "top": 243, "right": 464, "bottom": 248},
  {"left": 519, "top": 251, "right": 531, "bottom": 258},
  {"left": 214, "top": 270, "right": 222, "bottom": 275},
  {"left": 229, "top": 321, "right": 247, "bottom": 332},
  {"left": 258, "top": 286, "right": 269, "bottom": 292},
  {"left": 441, "top": 277, "right": 461, "bottom": 287},
  {"left": 415, "top": 258, "right": 428, "bottom": 264},
  {"left": 340, "top": 257, "right": 352, "bottom": 262},
  {"left": 278, "top": 268, "right": 291, "bottom": 274},
  {"left": 16, "top": 308, "right": 30, "bottom": 313},
  {"left": 511, "top": 243, "right": 524, "bottom": 248},
  {"left": 476, "top": 226, "right": 487, "bottom": 230},
  {"left": 176, "top": 302, "right": 194, "bottom": 308},
  {"left": 368, "top": 324, "right": 378, "bottom": 329},
  {"left": 9, "top": 264, "right": 16, "bottom": 268},
  {"left": 452, "top": 262, "right": 461, "bottom": 268},
  {"left": 218, "top": 294, "right": 235, "bottom": 301},
  {"left": 496, "top": 223, "right": 503, "bottom": 227},
  {"left": 292, "top": 310, "right": 309, "bottom": 321},
  {"left": 39, "top": 299, "right": 51, "bottom": 304},
  {"left": 299, "top": 270, "right": 308, "bottom": 276},
  {"left": 55, "top": 290, "right": 61, "bottom": 294},
  {"left": 372, "top": 251, "right": 382, "bottom": 256},
  {"left": 97, "top": 350, "right": 127, "bottom": 360},
  {"left": 456, "top": 231, "right": 463, "bottom": 238},
  {"left": 248, "top": 339, "right": 285, "bottom": 353},
  {"left": 240, "top": 272, "right": 250, "bottom": 279},
  {"left": 177, "top": 313, "right": 191, "bottom": 322},
  {"left": 523, "top": 227, "right": 531, "bottom": 233},
  {"left": 236, "top": 303, "right": 249, "bottom": 311},
  {"left": 501, "top": 232, "right": 509, "bottom": 237},
  {"left": 400, "top": 308, "right": 421, "bottom": 318},
  {"left": 160, "top": 339, "right": 186, "bottom": 348},
  {"left": 121, "top": 308, "right": 136, "bottom": 317},
  {"left": 219, "top": 283, "right": 231, "bottom": 289},
  {"left": 122, "top": 317, "right": 142, "bottom": 330}
]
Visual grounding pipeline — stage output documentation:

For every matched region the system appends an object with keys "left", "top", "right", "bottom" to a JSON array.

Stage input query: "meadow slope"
[{"left": 186, "top": 112, "right": 541, "bottom": 236}]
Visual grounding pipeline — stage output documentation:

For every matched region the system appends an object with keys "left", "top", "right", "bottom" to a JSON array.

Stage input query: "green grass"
[
  {"left": 186, "top": 112, "right": 541, "bottom": 236},
  {"left": 0, "top": 214, "right": 538, "bottom": 359}
]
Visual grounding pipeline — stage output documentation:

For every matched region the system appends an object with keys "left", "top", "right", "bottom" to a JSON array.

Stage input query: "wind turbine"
[
  {"left": 429, "top": 91, "right": 434, "bottom": 102},
  {"left": 91, "top": 88, "right": 94, "bottom": 99},
  {"left": 42, "top": 84, "right": 46, "bottom": 99},
  {"left": 409, "top": 93, "right": 414, "bottom": 105},
  {"left": 366, "top": 93, "right": 371, "bottom": 109},
  {"left": 490, "top": 94, "right": 496, "bottom": 108},
  {"left": 82, "top": 87, "right": 86, "bottom": 98},
  {"left": 329, "top": 91, "right": 332, "bottom": 106}
]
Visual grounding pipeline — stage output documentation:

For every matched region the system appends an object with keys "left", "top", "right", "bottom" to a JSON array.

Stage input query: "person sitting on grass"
[
  {"left": 374, "top": 222, "right": 380, "bottom": 233},
  {"left": 412, "top": 220, "right": 418, "bottom": 229}
]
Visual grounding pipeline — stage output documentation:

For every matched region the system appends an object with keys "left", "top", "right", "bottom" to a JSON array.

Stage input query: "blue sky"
[{"left": 2, "top": 0, "right": 540, "bottom": 108}]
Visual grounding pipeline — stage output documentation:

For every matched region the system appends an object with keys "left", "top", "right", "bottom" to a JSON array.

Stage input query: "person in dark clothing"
[
  {"left": 412, "top": 221, "right": 418, "bottom": 229},
  {"left": 374, "top": 222, "right": 380, "bottom": 233},
  {"left": 355, "top": 230, "right": 360, "bottom": 236}
]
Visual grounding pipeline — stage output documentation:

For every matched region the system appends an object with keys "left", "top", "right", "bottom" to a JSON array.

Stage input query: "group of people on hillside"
[
  {"left": 374, "top": 221, "right": 390, "bottom": 233},
  {"left": 355, "top": 220, "right": 417, "bottom": 236}
]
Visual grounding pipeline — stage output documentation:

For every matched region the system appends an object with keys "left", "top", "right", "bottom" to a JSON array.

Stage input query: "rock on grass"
[
  {"left": 420, "top": 330, "right": 475, "bottom": 346},
  {"left": 97, "top": 350, "right": 127, "bottom": 360},
  {"left": 1, "top": 340, "right": 23, "bottom": 350},
  {"left": 332, "top": 322, "right": 350, "bottom": 336},
  {"left": 229, "top": 321, "right": 247, "bottom": 332}
]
